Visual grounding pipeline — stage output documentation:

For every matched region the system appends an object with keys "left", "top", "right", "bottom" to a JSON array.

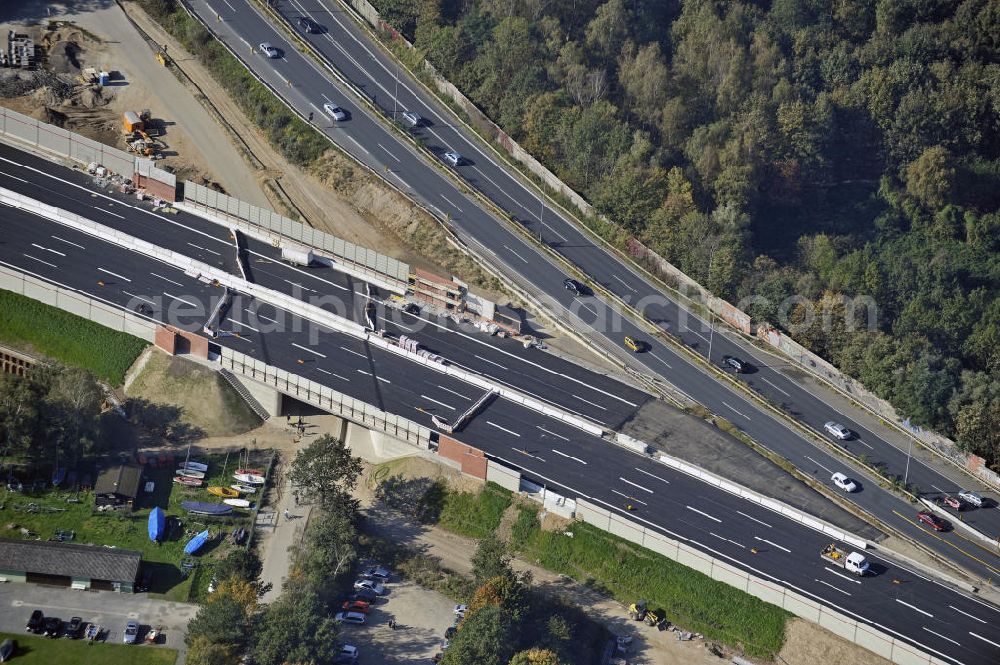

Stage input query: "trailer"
[
  {"left": 820, "top": 544, "right": 869, "bottom": 576},
  {"left": 281, "top": 244, "right": 314, "bottom": 267}
]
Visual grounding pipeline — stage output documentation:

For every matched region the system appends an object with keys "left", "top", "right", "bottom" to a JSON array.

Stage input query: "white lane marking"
[
  {"left": 573, "top": 394, "right": 607, "bottom": 410},
  {"left": 753, "top": 536, "right": 791, "bottom": 553},
  {"left": 420, "top": 395, "right": 455, "bottom": 410},
  {"left": 503, "top": 244, "right": 528, "bottom": 263},
  {"left": 823, "top": 568, "right": 862, "bottom": 584},
  {"left": 474, "top": 354, "right": 508, "bottom": 370},
  {"left": 309, "top": 102, "right": 325, "bottom": 118},
  {"left": 709, "top": 532, "right": 745, "bottom": 548},
  {"left": 292, "top": 342, "right": 327, "bottom": 358},
  {"left": 931, "top": 484, "right": 946, "bottom": 493},
  {"left": 187, "top": 242, "right": 221, "bottom": 256},
  {"left": 98, "top": 267, "right": 131, "bottom": 282},
  {"left": 227, "top": 317, "right": 259, "bottom": 332},
  {"left": 805, "top": 456, "right": 833, "bottom": 474},
  {"left": 649, "top": 352, "right": 672, "bottom": 369},
  {"left": 969, "top": 632, "right": 1000, "bottom": 649},
  {"left": 760, "top": 377, "right": 791, "bottom": 397},
  {"left": 163, "top": 292, "right": 196, "bottom": 307},
  {"left": 390, "top": 171, "right": 411, "bottom": 188},
  {"left": 551, "top": 449, "right": 587, "bottom": 464},
  {"left": 378, "top": 143, "right": 401, "bottom": 162},
  {"left": 26, "top": 253, "right": 59, "bottom": 268},
  {"left": 223, "top": 0, "right": 236, "bottom": 11},
  {"left": 122, "top": 291, "right": 155, "bottom": 305},
  {"left": 511, "top": 447, "right": 545, "bottom": 462},
  {"left": 815, "top": 579, "right": 851, "bottom": 596},
  {"left": 619, "top": 477, "right": 653, "bottom": 494},
  {"left": 245, "top": 308, "right": 278, "bottom": 324},
  {"left": 99, "top": 207, "right": 125, "bottom": 219},
  {"left": 686, "top": 506, "right": 721, "bottom": 523},
  {"left": 31, "top": 243, "right": 65, "bottom": 257},
  {"left": 611, "top": 489, "right": 647, "bottom": 506},
  {"left": 357, "top": 369, "right": 370, "bottom": 376},
  {"left": 488, "top": 421, "right": 521, "bottom": 437},
  {"left": 948, "top": 606, "right": 986, "bottom": 624},
  {"left": 735, "top": 511, "right": 771, "bottom": 528},
  {"left": 611, "top": 274, "right": 637, "bottom": 292},
  {"left": 895, "top": 599, "right": 933, "bottom": 618},
  {"left": 537, "top": 426, "right": 569, "bottom": 441},
  {"left": 0, "top": 169, "right": 29, "bottom": 183},
  {"left": 722, "top": 401, "right": 751, "bottom": 421},
  {"left": 51, "top": 235, "right": 85, "bottom": 250},
  {"left": 633, "top": 468, "right": 670, "bottom": 485},
  {"left": 339, "top": 345, "right": 367, "bottom": 359},
  {"left": 346, "top": 135, "right": 370, "bottom": 154},
  {"left": 440, "top": 194, "right": 463, "bottom": 212},
  {"left": 377, "top": 376, "right": 391, "bottom": 384},
  {"left": 856, "top": 438, "right": 874, "bottom": 450},
  {"left": 437, "top": 385, "right": 472, "bottom": 401},
  {"left": 284, "top": 278, "right": 326, "bottom": 292},
  {"left": 320, "top": 369, "right": 350, "bottom": 381},
  {"left": 150, "top": 272, "right": 183, "bottom": 287},
  {"left": 922, "top": 628, "right": 960, "bottom": 646},
  {"left": 577, "top": 301, "right": 597, "bottom": 316}
]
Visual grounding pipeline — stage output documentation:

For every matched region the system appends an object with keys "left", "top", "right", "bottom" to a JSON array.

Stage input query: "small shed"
[
  {"left": 94, "top": 464, "right": 142, "bottom": 507},
  {"left": 0, "top": 538, "right": 140, "bottom": 592}
]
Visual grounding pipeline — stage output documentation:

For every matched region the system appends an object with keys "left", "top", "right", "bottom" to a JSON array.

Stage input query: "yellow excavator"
[{"left": 627, "top": 600, "right": 662, "bottom": 627}]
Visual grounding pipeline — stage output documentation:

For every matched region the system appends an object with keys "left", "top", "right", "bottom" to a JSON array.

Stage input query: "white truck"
[
  {"left": 281, "top": 243, "right": 314, "bottom": 267},
  {"left": 820, "top": 544, "right": 870, "bottom": 576}
]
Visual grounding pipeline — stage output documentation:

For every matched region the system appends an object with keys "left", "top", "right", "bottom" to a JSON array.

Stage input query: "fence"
[
  {"left": 0, "top": 107, "right": 177, "bottom": 200},
  {"left": 219, "top": 346, "right": 432, "bottom": 448}
]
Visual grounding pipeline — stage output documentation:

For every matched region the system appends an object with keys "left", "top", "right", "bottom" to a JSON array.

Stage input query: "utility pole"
[
  {"left": 393, "top": 62, "right": 399, "bottom": 119},
  {"left": 903, "top": 438, "right": 913, "bottom": 486}
]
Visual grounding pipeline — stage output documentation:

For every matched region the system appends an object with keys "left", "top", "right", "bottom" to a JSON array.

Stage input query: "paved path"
[{"left": 256, "top": 458, "right": 315, "bottom": 603}]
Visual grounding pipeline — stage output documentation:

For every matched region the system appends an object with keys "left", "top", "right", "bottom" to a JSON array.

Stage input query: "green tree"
[
  {"left": 441, "top": 604, "right": 513, "bottom": 665},
  {"left": 252, "top": 588, "right": 340, "bottom": 665},
  {"left": 289, "top": 434, "right": 363, "bottom": 510},
  {"left": 300, "top": 504, "right": 359, "bottom": 594},
  {"left": 509, "top": 648, "right": 565, "bottom": 665},
  {"left": 185, "top": 635, "right": 239, "bottom": 665},
  {"left": 905, "top": 145, "right": 955, "bottom": 208},
  {"left": 185, "top": 595, "right": 249, "bottom": 649},
  {"left": 471, "top": 534, "right": 513, "bottom": 585},
  {"left": 214, "top": 548, "right": 263, "bottom": 585}
]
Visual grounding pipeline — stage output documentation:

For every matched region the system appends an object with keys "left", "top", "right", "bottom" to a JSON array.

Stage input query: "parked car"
[
  {"left": 830, "top": 472, "right": 858, "bottom": 492},
  {"left": 334, "top": 611, "right": 367, "bottom": 625},
  {"left": 362, "top": 565, "right": 392, "bottom": 581},
  {"left": 917, "top": 510, "right": 949, "bottom": 531},
  {"left": 442, "top": 151, "right": 462, "bottom": 167},
  {"left": 123, "top": 620, "right": 139, "bottom": 644},
  {"left": 65, "top": 616, "right": 84, "bottom": 639},
  {"left": 349, "top": 588, "right": 377, "bottom": 603},
  {"left": 26, "top": 610, "right": 44, "bottom": 633},
  {"left": 335, "top": 644, "right": 359, "bottom": 663},
  {"left": 723, "top": 355, "right": 746, "bottom": 373},
  {"left": 942, "top": 495, "right": 964, "bottom": 510},
  {"left": 298, "top": 16, "right": 321, "bottom": 33},
  {"left": 323, "top": 102, "right": 347, "bottom": 122},
  {"left": 43, "top": 616, "right": 62, "bottom": 638},
  {"left": 353, "top": 579, "right": 385, "bottom": 595},
  {"left": 342, "top": 599, "right": 370, "bottom": 613},
  {"left": 401, "top": 111, "right": 422, "bottom": 127},
  {"left": 563, "top": 277, "right": 582, "bottom": 295},
  {"left": 958, "top": 490, "right": 984, "bottom": 508},
  {"left": 258, "top": 42, "right": 279, "bottom": 58},
  {"left": 453, "top": 604, "right": 468, "bottom": 617},
  {"left": 824, "top": 421, "right": 852, "bottom": 440}
]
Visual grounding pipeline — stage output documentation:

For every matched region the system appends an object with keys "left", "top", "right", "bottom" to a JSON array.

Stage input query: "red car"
[
  {"left": 342, "top": 599, "right": 370, "bottom": 614},
  {"left": 942, "top": 495, "right": 963, "bottom": 511},
  {"left": 917, "top": 510, "right": 949, "bottom": 531}
]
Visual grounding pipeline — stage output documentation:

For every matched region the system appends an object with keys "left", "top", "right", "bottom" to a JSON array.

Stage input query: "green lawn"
[
  {"left": 436, "top": 482, "right": 512, "bottom": 538},
  {"left": 0, "top": 632, "right": 176, "bottom": 664},
  {"left": 0, "top": 289, "right": 148, "bottom": 384},
  {"left": 1, "top": 450, "right": 268, "bottom": 601}
]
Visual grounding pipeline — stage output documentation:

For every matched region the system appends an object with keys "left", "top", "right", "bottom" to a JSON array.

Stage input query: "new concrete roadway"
[{"left": 2, "top": 195, "right": 1000, "bottom": 664}]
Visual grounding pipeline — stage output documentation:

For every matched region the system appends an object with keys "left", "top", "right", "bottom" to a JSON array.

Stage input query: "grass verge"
[
  {"left": 0, "top": 289, "right": 147, "bottom": 385},
  {"left": 436, "top": 482, "right": 512, "bottom": 539},
  {"left": 0, "top": 632, "right": 177, "bottom": 664}
]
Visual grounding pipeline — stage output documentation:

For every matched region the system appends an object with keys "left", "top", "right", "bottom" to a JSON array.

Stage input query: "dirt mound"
[{"left": 47, "top": 40, "right": 82, "bottom": 73}]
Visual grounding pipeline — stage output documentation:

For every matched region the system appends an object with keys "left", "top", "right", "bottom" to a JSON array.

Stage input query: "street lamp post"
[{"left": 903, "top": 438, "right": 913, "bottom": 487}]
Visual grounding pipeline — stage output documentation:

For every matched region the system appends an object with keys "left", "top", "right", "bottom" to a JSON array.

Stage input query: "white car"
[
  {"left": 401, "top": 111, "right": 422, "bottom": 127},
  {"left": 453, "top": 604, "right": 468, "bottom": 617},
  {"left": 831, "top": 472, "right": 858, "bottom": 492},
  {"left": 258, "top": 42, "right": 279, "bottom": 58},
  {"left": 353, "top": 579, "right": 385, "bottom": 595},
  {"left": 362, "top": 565, "right": 391, "bottom": 580},
  {"left": 123, "top": 620, "right": 138, "bottom": 644},
  {"left": 335, "top": 644, "right": 359, "bottom": 663},
  {"left": 824, "top": 421, "right": 851, "bottom": 440},
  {"left": 442, "top": 151, "right": 461, "bottom": 167},
  {"left": 323, "top": 102, "right": 347, "bottom": 121},
  {"left": 334, "top": 611, "right": 366, "bottom": 625},
  {"left": 957, "top": 490, "right": 983, "bottom": 507}
]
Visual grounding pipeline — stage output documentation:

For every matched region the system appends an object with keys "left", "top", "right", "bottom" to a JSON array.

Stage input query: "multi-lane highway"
[
  {"left": 159, "top": 0, "right": 1000, "bottom": 575},
  {"left": 2, "top": 186, "right": 1000, "bottom": 664}
]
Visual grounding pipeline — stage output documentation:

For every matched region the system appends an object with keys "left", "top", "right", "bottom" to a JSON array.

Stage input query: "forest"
[{"left": 370, "top": 0, "right": 1000, "bottom": 468}]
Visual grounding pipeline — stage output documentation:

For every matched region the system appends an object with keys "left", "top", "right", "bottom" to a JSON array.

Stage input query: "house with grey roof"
[{"left": 0, "top": 538, "right": 141, "bottom": 592}]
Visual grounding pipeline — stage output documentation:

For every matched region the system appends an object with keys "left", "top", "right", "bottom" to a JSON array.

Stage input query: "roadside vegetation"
[
  {"left": 0, "top": 631, "right": 176, "bottom": 665},
  {"left": 368, "top": 0, "right": 1000, "bottom": 468},
  {"left": 0, "top": 289, "right": 147, "bottom": 384}
]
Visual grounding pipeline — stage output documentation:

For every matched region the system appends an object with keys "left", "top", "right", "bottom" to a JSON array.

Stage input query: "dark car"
[
  {"left": 350, "top": 588, "right": 377, "bottom": 603},
  {"left": 917, "top": 510, "right": 949, "bottom": 531},
  {"left": 723, "top": 355, "right": 746, "bottom": 373},
  {"left": 43, "top": 616, "right": 62, "bottom": 637},
  {"left": 402, "top": 303, "right": 420, "bottom": 315},
  {"left": 298, "top": 16, "right": 321, "bottom": 33},
  {"left": 65, "top": 616, "right": 84, "bottom": 639},
  {"left": 26, "top": 610, "right": 43, "bottom": 633},
  {"left": 563, "top": 278, "right": 582, "bottom": 295}
]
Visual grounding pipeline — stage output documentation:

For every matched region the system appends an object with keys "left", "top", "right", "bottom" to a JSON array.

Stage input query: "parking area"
[
  {"left": 0, "top": 583, "right": 196, "bottom": 655},
  {"left": 340, "top": 578, "right": 456, "bottom": 664}
]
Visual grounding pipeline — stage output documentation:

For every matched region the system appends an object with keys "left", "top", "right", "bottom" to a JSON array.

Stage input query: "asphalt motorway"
[
  {"left": 180, "top": 0, "right": 1000, "bottom": 576},
  {"left": 2, "top": 207, "right": 1000, "bottom": 664}
]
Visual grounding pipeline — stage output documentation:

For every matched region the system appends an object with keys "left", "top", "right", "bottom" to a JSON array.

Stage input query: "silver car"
[
  {"left": 831, "top": 472, "right": 857, "bottom": 492},
  {"left": 957, "top": 490, "right": 983, "bottom": 508},
  {"left": 401, "top": 111, "right": 422, "bottom": 127},
  {"left": 259, "top": 42, "right": 279, "bottom": 58},
  {"left": 123, "top": 620, "right": 138, "bottom": 644},
  {"left": 824, "top": 421, "right": 851, "bottom": 440},
  {"left": 323, "top": 102, "right": 347, "bottom": 122},
  {"left": 442, "top": 151, "right": 461, "bottom": 167}
]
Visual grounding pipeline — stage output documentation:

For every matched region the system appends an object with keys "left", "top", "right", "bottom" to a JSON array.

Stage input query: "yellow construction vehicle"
[{"left": 627, "top": 600, "right": 662, "bottom": 627}]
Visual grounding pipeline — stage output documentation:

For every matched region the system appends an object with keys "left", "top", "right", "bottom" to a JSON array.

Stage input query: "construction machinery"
[
  {"left": 122, "top": 110, "right": 164, "bottom": 157},
  {"left": 627, "top": 600, "right": 662, "bottom": 627}
]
